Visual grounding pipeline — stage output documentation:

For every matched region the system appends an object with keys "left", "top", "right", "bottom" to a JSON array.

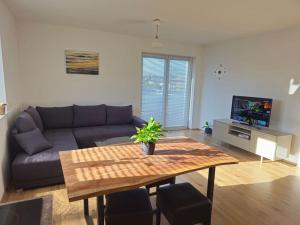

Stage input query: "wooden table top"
[{"left": 59, "top": 138, "right": 238, "bottom": 201}]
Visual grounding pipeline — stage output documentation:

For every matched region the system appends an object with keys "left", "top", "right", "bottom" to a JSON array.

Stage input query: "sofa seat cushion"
[
  {"left": 43, "top": 128, "right": 78, "bottom": 151},
  {"left": 12, "top": 129, "right": 78, "bottom": 183},
  {"left": 107, "top": 105, "right": 133, "bottom": 125},
  {"left": 73, "top": 104, "right": 106, "bottom": 127},
  {"left": 12, "top": 149, "right": 62, "bottom": 182},
  {"left": 73, "top": 125, "right": 136, "bottom": 148},
  {"left": 37, "top": 106, "right": 73, "bottom": 129}
]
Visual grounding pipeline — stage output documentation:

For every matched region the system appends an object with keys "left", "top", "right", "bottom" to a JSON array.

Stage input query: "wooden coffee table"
[{"left": 60, "top": 138, "right": 238, "bottom": 225}]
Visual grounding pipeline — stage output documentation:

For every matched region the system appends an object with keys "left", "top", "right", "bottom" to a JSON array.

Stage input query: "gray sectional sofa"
[{"left": 10, "top": 104, "right": 146, "bottom": 189}]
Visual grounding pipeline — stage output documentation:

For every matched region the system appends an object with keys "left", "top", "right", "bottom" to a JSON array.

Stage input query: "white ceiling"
[{"left": 5, "top": 0, "right": 300, "bottom": 44}]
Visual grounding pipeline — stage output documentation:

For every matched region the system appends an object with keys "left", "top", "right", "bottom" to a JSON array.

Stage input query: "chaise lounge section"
[{"left": 10, "top": 104, "right": 146, "bottom": 189}]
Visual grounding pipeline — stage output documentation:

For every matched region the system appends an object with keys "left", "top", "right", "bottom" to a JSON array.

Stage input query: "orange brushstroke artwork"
[{"left": 65, "top": 50, "right": 99, "bottom": 75}]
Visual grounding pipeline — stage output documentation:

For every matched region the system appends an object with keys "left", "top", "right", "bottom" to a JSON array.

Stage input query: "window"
[
  {"left": 141, "top": 53, "right": 192, "bottom": 129},
  {"left": 0, "top": 37, "right": 6, "bottom": 103}
]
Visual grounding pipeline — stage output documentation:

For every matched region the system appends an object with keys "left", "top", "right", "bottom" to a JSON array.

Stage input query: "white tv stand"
[{"left": 213, "top": 119, "right": 293, "bottom": 162}]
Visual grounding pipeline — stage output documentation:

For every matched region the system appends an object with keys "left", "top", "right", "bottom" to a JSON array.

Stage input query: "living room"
[{"left": 0, "top": 0, "right": 300, "bottom": 225}]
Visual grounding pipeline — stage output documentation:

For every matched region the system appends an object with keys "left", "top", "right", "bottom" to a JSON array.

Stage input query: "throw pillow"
[
  {"left": 25, "top": 106, "right": 44, "bottom": 131},
  {"left": 14, "top": 128, "right": 53, "bottom": 155},
  {"left": 15, "top": 112, "right": 37, "bottom": 133},
  {"left": 106, "top": 105, "right": 133, "bottom": 125},
  {"left": 73, "top": 104, "right": 106, "bottom": 127},
  {"left": 36, "top": 106, "right": 73, "bottom": 129}
]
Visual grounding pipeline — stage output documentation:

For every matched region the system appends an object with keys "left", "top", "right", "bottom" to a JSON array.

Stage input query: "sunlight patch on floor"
[{"left": 193, "top": 160, "right": 300, "bottom": 187}]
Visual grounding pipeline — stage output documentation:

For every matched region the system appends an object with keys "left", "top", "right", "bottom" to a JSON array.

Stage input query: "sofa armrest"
[{"left": 132, "top": 116, "right": 147, "bottom": 128}]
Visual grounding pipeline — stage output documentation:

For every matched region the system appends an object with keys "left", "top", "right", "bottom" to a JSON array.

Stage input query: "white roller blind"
[
  {"left": 165, "top": 59, "right": 190, "bottom": 127},
  {"left": 141, "top": 57, "right": 165, "bottom": 124},
  {"left": 141, "top": 54, "right": 192, "bottom": 128}
]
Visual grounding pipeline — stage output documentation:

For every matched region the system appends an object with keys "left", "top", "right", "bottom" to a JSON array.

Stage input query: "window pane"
[
  {"left": 141, "top": 57, "right": 165, "bottom": 123},
  {"left": 165, "top": 59, "right": 190, "bottom": 127}
]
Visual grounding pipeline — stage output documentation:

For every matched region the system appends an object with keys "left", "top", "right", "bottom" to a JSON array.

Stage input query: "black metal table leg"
[
  {"left": 97, "top": 196, "right": 105, "bottom": 225},
  {"left": 84, "top": 199, "right": 89, "bottom": 216},
  {"left": 207, "top": 167, "right": 216, "bottom": 202},
  {"left": 84, "top": 199, "right": 93, "bottom": 225}
]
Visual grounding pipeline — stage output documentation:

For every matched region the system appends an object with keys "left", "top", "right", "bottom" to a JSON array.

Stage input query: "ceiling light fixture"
[{"left": 152, "top": 18, "right": 163, "bottom": 48}]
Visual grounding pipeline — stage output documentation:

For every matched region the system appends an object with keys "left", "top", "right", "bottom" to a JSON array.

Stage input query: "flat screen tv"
[{"left": 230, "top": 96, "right": 273, "bottom": 127}]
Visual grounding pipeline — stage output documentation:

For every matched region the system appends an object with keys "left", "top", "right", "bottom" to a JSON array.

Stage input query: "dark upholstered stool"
[
  {"left": 156, "top": 183, "right": 212, "bottom": 225},
  {"left": 105, "top": 188, "right": 153, "bottom": 225},
  {"left": 146, "top": 177, "right": 176, "bottom": 195}
]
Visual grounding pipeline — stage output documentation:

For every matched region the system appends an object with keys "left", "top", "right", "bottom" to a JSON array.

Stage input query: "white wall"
[
  {"left": 0, "top": 1, "right": 22, "bottom": 198},
  {"left": 200, "top": 27, "right": 300, "bottom": 164},
  {"left": 17, "top": 22, "right": 203, "bottom": 128}
]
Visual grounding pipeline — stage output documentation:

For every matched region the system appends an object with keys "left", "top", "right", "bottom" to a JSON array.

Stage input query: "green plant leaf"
[{"left": 130, "top": 117, "right": 164, "bottom": 144}]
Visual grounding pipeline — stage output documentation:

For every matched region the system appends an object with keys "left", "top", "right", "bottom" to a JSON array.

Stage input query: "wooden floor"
[{"left": 2, "top": 130, "right": 300, "bottom": 225}]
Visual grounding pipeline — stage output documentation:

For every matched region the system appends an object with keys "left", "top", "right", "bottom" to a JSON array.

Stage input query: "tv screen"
[{"left": 230, "top": 96, "right": 273, "bottom": 127}]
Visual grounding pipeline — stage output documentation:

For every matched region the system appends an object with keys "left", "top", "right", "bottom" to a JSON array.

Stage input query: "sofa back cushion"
[
  {"left": 13, "top": 128, "right": 53, "bottom": 155},
  {"left": 107, "top": 105, "right": 133, "bottom": 125},
  {"left": 15, "top": 111, "right": 37, "bottom": 133},
  {"left": 37, "top": 106, "right": 73, "bottom": 129},
  {"left": 25, "top": 106, "right": 44, "bottom": 131},
  {"left": 73, "top": 104, "right": 106, "bottom": 127}
]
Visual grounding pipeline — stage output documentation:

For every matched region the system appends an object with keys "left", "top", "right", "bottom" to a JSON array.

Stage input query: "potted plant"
[
  {"left": 131, "top": 117, "right": 163, "bottom": 155},
  {"left": 202, "top": 121, "right": 212, "bottom": 135}
]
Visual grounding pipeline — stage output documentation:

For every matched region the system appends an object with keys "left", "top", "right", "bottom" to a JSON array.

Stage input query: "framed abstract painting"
[{"left": 65, "top": 50, "right": 99, "bottom": 75}]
